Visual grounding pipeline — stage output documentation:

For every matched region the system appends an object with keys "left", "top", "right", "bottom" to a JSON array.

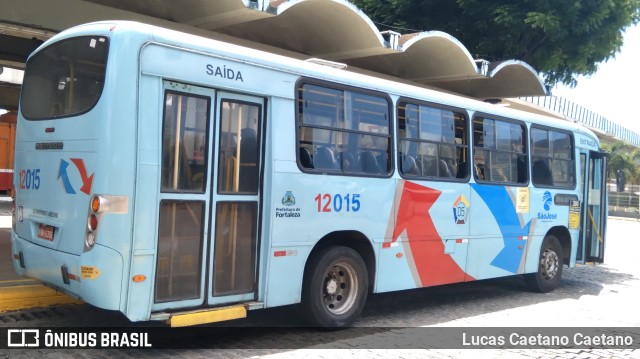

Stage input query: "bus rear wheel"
[
  {"left": 302, "top": 246, "right": 368, "bottom": 328},
  {"left": 524, "top": 235, "right": 563, "bottom": 293}
]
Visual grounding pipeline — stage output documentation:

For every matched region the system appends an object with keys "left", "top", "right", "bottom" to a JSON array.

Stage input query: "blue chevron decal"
[{"left": 471, "top": 184, "right": 531, "bottom": 273}]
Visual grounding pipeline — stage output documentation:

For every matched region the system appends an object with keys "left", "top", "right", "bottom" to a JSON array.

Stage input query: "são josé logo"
[
  {"left": 58, "top": 158, "right": 94, "bottom": 195},
  {"left": 537, "top": 191, "right": 557, "bottom": 221}
]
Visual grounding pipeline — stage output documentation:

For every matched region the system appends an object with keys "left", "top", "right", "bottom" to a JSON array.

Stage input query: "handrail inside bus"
[{"left": 587, "top": 207, "right": 604, "bottom": 244}]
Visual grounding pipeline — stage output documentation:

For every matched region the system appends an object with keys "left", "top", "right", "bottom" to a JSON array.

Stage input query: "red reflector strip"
[
  {"left": 382, "top": 242, "right": 391, "bottom": 249},
  {"left": 67, "top": 273, "right": 80, "bottom": 282},
  {"left": 274, "top": 250, "right": 298, "bottom": 257}
]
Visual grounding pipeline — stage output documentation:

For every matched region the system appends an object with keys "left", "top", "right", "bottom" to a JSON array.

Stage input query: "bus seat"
[
  {"left": 299, "top": 147, "right": 313, "bottom": 169},
  {"left": 439, "top": 159, "right": 453, "bottom": 177},
  {"left": 360, "top": 151, "right": 380, "bottom": 174},
  {"left": 339, "top": 151, "right": 358, "bottom": 172},
  {"left": 532, "top": 159, "right": 553, "bottom": 186},
  {"left": 401, "top": 154, "right": 420, "bottom": 176},
  {"left": 314, "top": 146, "right": 338, "bottom": 170}
]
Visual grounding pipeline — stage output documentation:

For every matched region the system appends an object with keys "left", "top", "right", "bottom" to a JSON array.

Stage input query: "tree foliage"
[
  {"left": 351, "top": 0, "right": 640, "bottom": 86},
  {"left": 601, "top": 140, "right": 640, "bottom": 190}
]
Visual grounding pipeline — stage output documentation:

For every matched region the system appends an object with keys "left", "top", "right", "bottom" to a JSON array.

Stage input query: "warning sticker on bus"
[
  {"left": 81, "top": 266, "right": 102, "bottom": 280},
  {"left": 569, "top": 200, "right": 581, "bottom": 230}
]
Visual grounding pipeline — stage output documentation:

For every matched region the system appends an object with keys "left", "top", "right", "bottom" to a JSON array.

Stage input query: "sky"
[{"left": 552, "top": 23, "right": 640, "bottom": 134}]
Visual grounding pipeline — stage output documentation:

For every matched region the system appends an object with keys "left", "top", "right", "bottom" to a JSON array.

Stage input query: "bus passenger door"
[
  {"left": 578, "top": 151, "right": 607, "bottom": 263},
  {"left": 153, "top": 83, "right": 214, "bottom": 311},
  {"left": 152, "top": 85, "right": 263, "bottom": 311},
  {"left": 208, "top": 92, "right": 264, "bottom": 306}
]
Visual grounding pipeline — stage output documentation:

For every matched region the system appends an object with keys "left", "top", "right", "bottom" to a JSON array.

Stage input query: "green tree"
[
  {"left": 351, "top": 0, "right": 640, "bottom": 86},
  {"left": 601, "top": 141, "right": 640, "bottom": 191}
]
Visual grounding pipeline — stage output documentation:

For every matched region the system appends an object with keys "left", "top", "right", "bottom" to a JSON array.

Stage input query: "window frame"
[
  {"left": 216, "top": 98, "right": 263, "bottom": 195},
  {"left": 396, "top": 97, "right": 470, "bottom": 182},
  {"left": 295, "top": 78, "right": 394, "bottom": 178},
  {"left": 530, "top": 124, "right": 576, "bottom": 189},
  {"left": 160, "top": 89, "right": 212, "bottom": 194},
  {"left": 472, "top": 113, "right": 529, "bottom": 186}
]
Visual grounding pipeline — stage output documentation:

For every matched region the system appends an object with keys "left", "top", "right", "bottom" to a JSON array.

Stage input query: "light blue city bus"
[{"left": 12, "top": 21, "right": 607, "bottom": 327}]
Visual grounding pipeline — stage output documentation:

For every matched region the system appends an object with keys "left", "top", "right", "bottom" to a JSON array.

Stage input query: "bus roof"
[{"left": 40, "top": 20, "right": 599, "bottom": 144}]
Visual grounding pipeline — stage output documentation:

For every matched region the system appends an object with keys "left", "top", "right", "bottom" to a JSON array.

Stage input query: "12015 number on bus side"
[{"left": 314, "top": 193, "right": 361, "bottom": 213}]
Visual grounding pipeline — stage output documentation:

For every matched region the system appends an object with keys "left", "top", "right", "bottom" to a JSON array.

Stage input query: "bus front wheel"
[
  {"left": 302, "top": 246, "right": 368, "bottom": 328},
  {"left": 524, "top": 235, "right": 563, "bottom": 293}
]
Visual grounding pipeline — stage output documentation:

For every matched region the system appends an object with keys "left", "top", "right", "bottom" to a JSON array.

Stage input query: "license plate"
[{"left": 38, "top": 224, "right": 55, "bottom": 241}]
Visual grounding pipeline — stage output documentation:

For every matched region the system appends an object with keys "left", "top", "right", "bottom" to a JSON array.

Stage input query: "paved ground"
[{"left": 0, "top": 217, "right": 639, "bottom": 358}]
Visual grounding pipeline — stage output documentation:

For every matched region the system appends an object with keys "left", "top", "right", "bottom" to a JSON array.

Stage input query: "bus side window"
[
  {"left": 297, "top": 82, "right": 391, "bottom": 176},
  {"left": 473, "top": 116, "right": 526, "bottom": 184},
  {"left": 531, "top": 127, "right": 575, "bottom": 188},
  {"left": 397, "top": 101, "right": 467, "bottom": 180}
]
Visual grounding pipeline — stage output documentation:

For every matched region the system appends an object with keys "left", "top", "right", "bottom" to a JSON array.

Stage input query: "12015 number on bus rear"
[{"left": 19, "top": 169, "right": 41, "bottom": 190}]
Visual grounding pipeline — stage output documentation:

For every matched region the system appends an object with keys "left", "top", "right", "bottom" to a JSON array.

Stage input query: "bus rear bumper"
[{"left": 11, "top": 231, "right": 123, "bottom": 311}]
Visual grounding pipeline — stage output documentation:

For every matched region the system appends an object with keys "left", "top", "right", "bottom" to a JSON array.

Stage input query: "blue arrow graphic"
[
  {"left": 58, "top": 160, "right": 76, "bottom": 194},
  {"left": 471, "top": 184, "right": 531, "bottom": 273}
]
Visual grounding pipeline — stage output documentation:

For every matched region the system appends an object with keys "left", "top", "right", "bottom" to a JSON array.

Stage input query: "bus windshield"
[{"left": 20, "top": 36, "right": 109, "bottom": 120}]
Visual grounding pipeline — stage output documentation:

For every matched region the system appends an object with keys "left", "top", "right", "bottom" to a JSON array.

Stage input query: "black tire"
[
  {"left": 301, "top": 246, "right": 368, "bottom": 328},
  {"left": 524, "top": 235, "right": 564, "bottom": 293}
]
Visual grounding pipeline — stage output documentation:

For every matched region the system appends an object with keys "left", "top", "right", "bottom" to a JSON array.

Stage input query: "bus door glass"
[
  {"left": 209, "top": 92, "right": 263, "bottom": 306},
  {"left": 578, "top": 151, "right": 607, "bottom": 263},
  {"left": 154, "top": 82, "right": 213, "bottom": 309},
  {"left": 153, "top": 83, "right": 264, "bottom": 309}
]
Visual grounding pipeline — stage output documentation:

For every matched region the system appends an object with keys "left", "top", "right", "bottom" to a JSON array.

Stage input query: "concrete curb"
[{"left": 0, "top": 284, "right": 83, "bottom": 312}]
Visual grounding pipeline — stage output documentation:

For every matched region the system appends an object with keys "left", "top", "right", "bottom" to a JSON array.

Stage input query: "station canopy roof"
[{"left": 0, "top": 0, "right": 548, "bottom": 111}]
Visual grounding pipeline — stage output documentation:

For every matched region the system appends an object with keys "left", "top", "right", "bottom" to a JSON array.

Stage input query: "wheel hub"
[
  {"left": 326, "top": 278, "right": 338, "bottom": 295},
  {"left": 541, "top": 248, "right": 559, "bottom": 279},
  {"left": 321, "top": 263, "right": 358, "bottom": 315}
]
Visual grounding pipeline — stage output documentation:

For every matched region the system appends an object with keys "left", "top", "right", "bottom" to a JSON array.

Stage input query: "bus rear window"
[{"left": 21, "top": 36, "right": 109, "bottom": 120}]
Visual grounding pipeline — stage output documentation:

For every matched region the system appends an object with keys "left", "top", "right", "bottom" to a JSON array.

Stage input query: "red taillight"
[{"left": 88, "top": 214, "right": 99, "bottom": 231}]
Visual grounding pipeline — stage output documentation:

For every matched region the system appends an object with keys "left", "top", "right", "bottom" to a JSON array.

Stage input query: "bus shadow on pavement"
[{"left": 356, "top": 263, "right": 634, "bottom": 327}]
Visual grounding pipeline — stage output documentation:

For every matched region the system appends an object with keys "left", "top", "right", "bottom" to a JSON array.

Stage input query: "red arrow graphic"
[
  {"left": 70, "top": 158, "right": 94, "bottom": 195},
  {"left": 390, "top": 180, "right": 472, "bottom": 286}
]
